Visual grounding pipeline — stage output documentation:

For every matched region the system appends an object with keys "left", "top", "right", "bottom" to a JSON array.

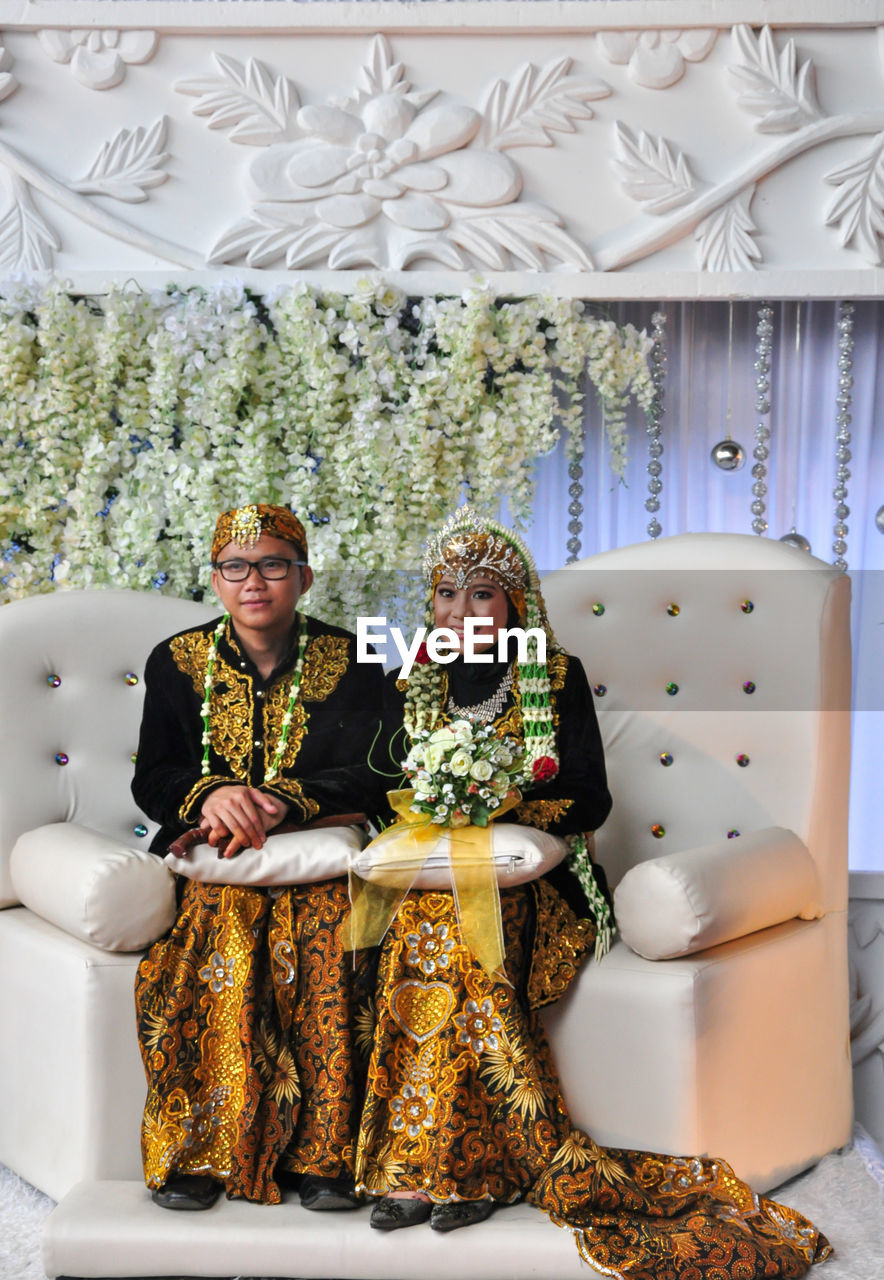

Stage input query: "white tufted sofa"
[{"left": 0, "top": 533, "right": 852, "bottom": 1280}]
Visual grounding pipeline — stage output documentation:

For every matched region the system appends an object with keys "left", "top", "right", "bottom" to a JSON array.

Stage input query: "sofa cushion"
[
  {"left": 162, "top": 825, "right": 365, "bottom": 886},
  {"left": 351, "top": 823, "right": 568, "bottom": 889},
  {"left": 10, "top": 823, "right": 176, "bottom": 952},
  {"left": 613, "top": 826, "right": 821, "bottom": 960}
]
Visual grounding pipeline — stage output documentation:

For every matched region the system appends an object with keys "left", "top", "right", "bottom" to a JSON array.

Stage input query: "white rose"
[
  {"left": 423, "top": 744, "right": 446, "bottom": 774},
  {"left": 449, "top": 719, "right": 473, "bottom": 744},
  {"left": 469, "top": 759, "right": 493, "bottom": 782},
  {"left": 428, "top": 727, "right": 458, "bottom": 750},
  {"left": 449, "top": 749, "right": 472, "bottom": 777}
]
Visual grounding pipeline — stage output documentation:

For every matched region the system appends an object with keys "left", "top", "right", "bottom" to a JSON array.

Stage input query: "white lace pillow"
[
  {"left": 163, "top": 824, "right": 367, "bottom": 886},
  {"left": 350, "top": 823, "right": 568, "bottom": 889}
]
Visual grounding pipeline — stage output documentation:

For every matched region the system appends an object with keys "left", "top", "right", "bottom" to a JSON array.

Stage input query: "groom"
[{"left": 132, "top": 504, "right": 382, "bottom": 1211}]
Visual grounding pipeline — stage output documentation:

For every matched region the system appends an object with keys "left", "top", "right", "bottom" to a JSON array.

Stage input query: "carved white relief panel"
[
  {"left": 0, "top": 2, "right": 878, "bottom": 294},
  {"left": 849, "top": 881, "right": 884, "bottom": 1157}
]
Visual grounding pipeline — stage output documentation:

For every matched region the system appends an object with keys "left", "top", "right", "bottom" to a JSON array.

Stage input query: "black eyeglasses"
[{"left": 213, "top": 556, "right": 305, "bottom": 582}]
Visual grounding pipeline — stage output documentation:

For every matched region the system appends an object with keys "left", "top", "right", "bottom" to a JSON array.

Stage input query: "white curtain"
[{"left": 514, "top": 300, "right": 884, "bottom": 873}]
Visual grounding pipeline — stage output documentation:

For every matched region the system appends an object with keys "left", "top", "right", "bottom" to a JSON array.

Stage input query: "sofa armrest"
[
  {"left": 613, "top": 826, "right": 822, "bottom": 960},
  {"left": 10, "top": 822, "right": 176, "bottom": 952}
]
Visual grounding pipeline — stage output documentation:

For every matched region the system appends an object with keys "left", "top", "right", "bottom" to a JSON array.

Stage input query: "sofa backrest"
[
  {"left": 0, "top": 590, "right": 216, "bottom": 907},
  {"left": 541, "top": 532, "right": 851, "bottom": 912}
]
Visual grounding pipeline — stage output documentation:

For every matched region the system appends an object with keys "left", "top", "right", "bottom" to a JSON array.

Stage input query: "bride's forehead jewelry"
[
  {"left": 424, "top": 505, "right": 536, "bottom": 595},
  {"left": 212, "top": 504, "right": 308, "bottom": 562}
]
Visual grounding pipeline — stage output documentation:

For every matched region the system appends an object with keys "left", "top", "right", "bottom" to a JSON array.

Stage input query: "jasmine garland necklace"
[{"left": 200, "top": 612, "right": 308, "bottom": 783}]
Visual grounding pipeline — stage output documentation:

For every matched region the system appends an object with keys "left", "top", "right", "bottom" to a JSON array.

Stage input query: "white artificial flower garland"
[{"left": 0, "top": 277, "right": 653, "bottom": 626}]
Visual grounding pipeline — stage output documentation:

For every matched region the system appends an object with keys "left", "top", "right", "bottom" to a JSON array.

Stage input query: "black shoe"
[
  {"left": 430, "top": 1199, "right": 495, "bottom": 1232},
  {"left": 370, "top": 1195, "right": 433, "bottom": 1231},
  {"left": 151, "top": 1174, "right": 221, "bottom": 1211},
  {"left": 299, "top": 1174, "right": 361, "bottom": 1211}
]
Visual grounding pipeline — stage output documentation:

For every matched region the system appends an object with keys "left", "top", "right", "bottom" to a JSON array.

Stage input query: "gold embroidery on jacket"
[
  {"left": 526, "top": 879, "right": 594, "bottom": 1010},
  {"left": 513, "top": 798, "right": 574, "bottom": 830},
  {"left": 209, "top": 655, "right": 253, "bottom": 778},
  {"left": 171, "top": 631, "right": 213, "bottom": 697},
  {"left": 171, "top": 629, "right": 253, "bottom": 779},
  {"left": 265, "top": 776, "right": 318, "bottom": 821},
  {"left": 301, "top": 636, "right": 349, "bottom": 702},
  {"left": 263, "top": 692, "right": 307, "bottom": 774},
  {"left": 549, "top": 653, "right": 568, "bottom": 692}
]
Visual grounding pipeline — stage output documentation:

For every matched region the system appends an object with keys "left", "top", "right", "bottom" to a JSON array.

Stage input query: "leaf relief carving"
[
  {"left": 480, "top": 58, "right": 610, "bottom": 150},
  {"left": 176, "top": 54, "right": 298, "bottom": 146},
  {"left": 612, "top": 123, "right": 696, "bottom": 214},
  {"left": 824, "top": 133, "right": 884, "bottom": 266},
  {"left": 446, "top": 204, "right": 593, "bottom": 271},
  {"left": 71, "top": 118, "right": 170, "bottom": 204},
  {"left": 0, "top": 44, "right": 17, "bottom": 102},
  {"left": 694, "top": 188, "right": 761, "bottom": 271},
  {"left": 729, "top": 25, "right": 821, "bottom": 134},
  {"left": 0, "top": 176, "right": 60, "bottom": 270}
]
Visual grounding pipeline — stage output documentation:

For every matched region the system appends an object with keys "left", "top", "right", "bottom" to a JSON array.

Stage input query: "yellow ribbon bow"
[{"left": 348, "top": 789, "right": 520, "bottom": 979}]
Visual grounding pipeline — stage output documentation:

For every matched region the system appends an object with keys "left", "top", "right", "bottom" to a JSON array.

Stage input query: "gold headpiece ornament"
[
  {"left": 423, "top": 505, "right": 536, "bottom": 607},
  {"left": 211, "top": 504, "right": 308, "bottom": 563}
]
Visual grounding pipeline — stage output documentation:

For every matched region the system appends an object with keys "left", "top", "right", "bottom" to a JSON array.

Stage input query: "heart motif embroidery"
[{"left": 389, "top": 980, "right": 455, "bottom": 1045}]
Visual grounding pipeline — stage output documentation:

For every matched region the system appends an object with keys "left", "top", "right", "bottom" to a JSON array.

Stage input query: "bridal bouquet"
[{"left": 402, "top": 719, "right": 525, "bottom": 828}]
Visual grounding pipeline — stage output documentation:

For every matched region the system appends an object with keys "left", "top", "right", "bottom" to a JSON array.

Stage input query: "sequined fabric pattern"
[
  {"left": 136, "top": 878, "right": 369, "bottom": 1203},
  {"left": 355, "top": 888, "right": 575, "bottom": 1204}
]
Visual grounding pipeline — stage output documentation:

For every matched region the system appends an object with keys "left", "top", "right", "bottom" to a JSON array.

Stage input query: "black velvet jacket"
[
  {"left": 371, "top": 649, "right": 613, "bottom": 915},
  {"left": 132, "top": 612, "right": 384, "bottom": 853}
]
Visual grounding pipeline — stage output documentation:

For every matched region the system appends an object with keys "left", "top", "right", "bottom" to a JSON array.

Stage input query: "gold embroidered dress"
[
  {"left": 133, "top": 613, "right": 381, "bottom": 1203},
  {"left": 354, "top": 654, "right": 830, "bottom": 1278}
]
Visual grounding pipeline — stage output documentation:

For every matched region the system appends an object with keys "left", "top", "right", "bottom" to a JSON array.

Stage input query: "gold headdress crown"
[
  {"left": 423, "top": 505, "right": 534, "bottom": 597},
  {"left": 212, "top": 504, "right": 308, "bottom": 562}
]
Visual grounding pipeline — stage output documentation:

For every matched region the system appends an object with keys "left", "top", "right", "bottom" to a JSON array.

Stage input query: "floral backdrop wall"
[{"left": 0, "top": 276, "right": 651, "bottom": 624}]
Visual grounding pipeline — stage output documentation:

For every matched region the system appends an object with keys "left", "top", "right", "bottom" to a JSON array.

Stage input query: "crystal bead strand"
[
  {"left": 645, "top": 310, "right": 667, "bottom": 539},
  {"left": 565, "top": 401, "right": 585, "bottom": 563},
  {"left": 833, "top": 301, "right": 854, "bottom": 571},
  {"left": 751, "top": 303, "right": 774, "bottom": 535}
]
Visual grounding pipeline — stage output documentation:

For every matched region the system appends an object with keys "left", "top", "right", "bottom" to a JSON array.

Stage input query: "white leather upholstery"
[
  {"left": 0, "top": 589, "right": 215, "bottom": 908},
  {"left": 0, "top": 537, "right": 853, "bottom": 1240},
  {"left": 612, "top": 826, "right": 821, "bottom": 960},
  {"left": 11, "top": 823, "right": 177, "bottom": 951}
]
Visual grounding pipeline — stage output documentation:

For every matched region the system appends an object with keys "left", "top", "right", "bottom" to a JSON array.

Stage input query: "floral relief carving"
[
  {"left": 600, "top": 23, "right": 884, "bottom": 272},
  {"left": 36, "top": 28, "right": 157, "bottom": 91},
  {"left": 597, "top": 28, "right": 717, "bottom": 90},
  {"left": 0, "top": 44, "right": 18, "bottom": 103},
  {"left": 179, "top": 36, "right": 602, "bottom": 271},
  {"left": 0, "top": 17, "right": 878, "bottom": 279}
]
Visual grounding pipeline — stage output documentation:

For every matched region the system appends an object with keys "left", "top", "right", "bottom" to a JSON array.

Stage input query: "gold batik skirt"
[
  {"left": 354, "top": 882, "right": 831, "bottom": 1279},
  {"left": 135, "top": 877, "right": 369, "bottom": 1204}
]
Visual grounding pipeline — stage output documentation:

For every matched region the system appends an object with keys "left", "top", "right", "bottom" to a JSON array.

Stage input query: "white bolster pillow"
[
  {"left": 10, "top": 822, "right": 177, "bottom": 952},
  {"left": 163, "top": 824, "right": 366, "bottom": 886},
  {"left": 350, "top": 823, "right": 569, "bottom": 889},
  {"left": 613, "top": 826, "right": 822, "bottom": 960}
]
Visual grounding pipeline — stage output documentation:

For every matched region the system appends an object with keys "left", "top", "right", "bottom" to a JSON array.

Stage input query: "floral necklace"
[{"left": 200, "top": 612, "right": 308, "bottom": 784}]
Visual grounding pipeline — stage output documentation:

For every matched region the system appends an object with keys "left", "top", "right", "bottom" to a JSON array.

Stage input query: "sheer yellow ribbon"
[{"left": 348, "top": 789, "right": 520, "bottom": 979}]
